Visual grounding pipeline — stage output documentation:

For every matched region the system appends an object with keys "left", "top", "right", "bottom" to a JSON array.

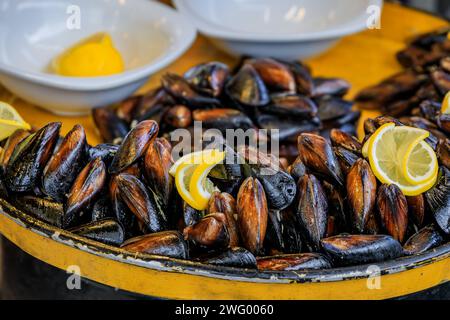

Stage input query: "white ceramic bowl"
[
  {"left": 0, "top": 0, "right": 196, "bottom": 116},
  {"left": 174, "top": 0, "right": 382, "bottom": 60}
]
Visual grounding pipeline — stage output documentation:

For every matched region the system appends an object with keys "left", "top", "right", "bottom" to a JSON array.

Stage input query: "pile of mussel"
[
  {"left": 356, "top": 27, "right": 450, "bottom": 136},
  {"left": 92, "top": 57, "right": 358, "bottom": 162},
  {"left": 0, "top": 113, "right": 448, "bottom": 271}
]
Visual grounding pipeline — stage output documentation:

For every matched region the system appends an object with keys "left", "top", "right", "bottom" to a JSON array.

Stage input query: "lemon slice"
[
  {"left": 0, "top": 102, "right": 31, "bottom": 141},
  {"left": 441, "top": 91, "right": 450, "bottom": 114},
  {"left": 173, "top": 149, "right": 225, "bottom": 210},
  {"left": 368, "top": 123, "right": 436, "bottom": 196},
  {"left": 402, "top": 140, "right": 439, "bottom": 184}
]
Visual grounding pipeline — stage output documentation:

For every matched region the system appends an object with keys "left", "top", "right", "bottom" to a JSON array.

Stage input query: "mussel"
[
  {"left": 208, "top": 192, "right": 239, "bottom": 247},
  {"left": 295, "top": 174, "right": 328, "bottom": 251},
  {"left": 70, "top": 219, "right": 124, "bottom": 246},
  {"left": 321, "top": 234, "right": 403, "bottom": 266},
  {"left": 203, "top": 247, "right": 257, "bottom": 269},
  {"left": 92, "top": 108, "right": 129, "bottom": 144},
  {"left": 297, "top": 133, "right": 344, "bottom": 187},
  {"left": 225, "top": 64, "right": 270, "bottom": 107},
  {"left": 5, "top": 122, "right": 61, "bottom": 192},
  {"left": 42, "top": 124, "right": 87, "bottom": 202},
  {"left": 114, "top": 173, "right": 168, "bottom": 233},
  {"left": 347, "top": 159, "right": 377, "bottom": 234},
  {"left": 425, "top": 167, "right": 450, "bottom": 234},
  {"left": 183, "top": 213, "right": 230, "bottom": 249},
  {"left": 184, "top": 62, "right": 230, "bottom": 97},
  {"left": 237, "top": 177, "right": 268, "bottom": 254},
  {"left": 257, "top": 253, "right": 331, "bottom": 271},
  {"left": 11, "top": 195, "right": 65, "bottom": 228},
  {"left": 377, "top": 184, "right": 409, "bottom": 242},
  {"left": 403, "top": 224, "right": 444, "bottom": 255},
  {"left": 65, "top": 158, "right": 107, "bottom": 228},
  {"left": 109, "top": 120, "right": 159, "bottom": 174},
  {"left": 122, "top": 231, "right": 188, "bottom": 259}
]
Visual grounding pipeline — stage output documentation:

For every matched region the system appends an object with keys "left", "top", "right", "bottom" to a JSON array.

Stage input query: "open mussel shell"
[
  {"left": 347, "top": 159, "right": 377, "bottom": 234},
  {"left": 377, "top": 184, "right": 409, "bottom": 243},
  {"left": 65, "top": 158, "right": 107, "bottom": 228},
  {"left": 70, "top": 219, "right": 124, "bottom": 247},
  {"left": 295, "top": 174, "right": 328, "bottom": 251},
  {"left": 122, "top": 231, "right": 189, "bottom": 259},
  {"left": 257, "top": 253, "right": 332, "bottom": 271},
  {"left": 321, "top": 234, "right": 403, "bottom": 267},
  {"left": 425, "top": 167, "right": 450, "bottom": 234},
  {"left": 403, "top": 224, "right": 445, "bottom": 256},
  {"left": 183, "top": 213, "right": 230, "bottom": 249},
  {"left": 297, "top": 133, "right": 344, "bottom": 187},
  {"left": 42, "top": 124, "right": 87, "bottom": 202},
  {"left": 237, "top": 177, "right": 268, "bottom": 254},
  {"left": 92, "top": 107, "right": 129, "bottom": 144},
  {"left": 109, "top": 120, "right": 159, "bottom": 174},
  {"left": 5, "top": 122, "right": 61, "bottom": 193},
  {"left": 202, "top": 247, "right": 257, "bottom": 269},
  {"left": 10, "top": 195, "right": 65, "bottom": 228}
]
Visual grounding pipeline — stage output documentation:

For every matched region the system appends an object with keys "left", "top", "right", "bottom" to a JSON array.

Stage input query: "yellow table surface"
[{"left": 1, "top": 2, "right": 448, "bottom": 146}]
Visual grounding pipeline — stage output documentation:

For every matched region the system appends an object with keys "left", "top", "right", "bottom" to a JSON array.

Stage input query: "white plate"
[
  {"left": 0, "top": 0, "right": 196, "bottom": 115},
  {"left": 174, "top": 0, "right": 382, "bottom": 59}
]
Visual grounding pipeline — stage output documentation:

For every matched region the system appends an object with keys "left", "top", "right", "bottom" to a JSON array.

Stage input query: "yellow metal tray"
[{"left": 0, "top": 3, "right": 449, "bottom": 299}]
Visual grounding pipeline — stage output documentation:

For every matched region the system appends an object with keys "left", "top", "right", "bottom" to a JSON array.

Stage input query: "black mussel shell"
[
  {"left": 42, "top": 124, "right": 87, "bottom": 202},
  {"left": 225, "top": 64, "right": 270, "bottom": 107},
  {"left": 425, "top": 167, "right": 450, "bottom": 234},
  {"left": 312, "top": 78, "right": 351, "bottom": 97},
  {"left": 122, "top": 231, "right": 189, "bottom": 259},
  {"left": 70, "top": 219, "right": 124, "bottom": 247},
  {"left": 193, "top": 108, "right": 254, "bottom": 131},
  {"left": 92, "top": 108, "right": 129, "bottom": 144},
  {"left": 203, "top": 247, "right": 257, "bottom": 269},
  {"left": 88, "top": 143, "right": 119, "bottom": 166},
  {"left": 403, "top": 224, "right": 444, "bottom": 255},
  {"left": 262, "top": 93, "right": 317, "bottom": 119},
  {"left": 257, "top": 253, "right": 331, "bottom": 271},
  {"left": 5, "top": 122, "right": 61, "bottom": 193},
  {"left": 295, "top": 174, "right": 328, "bottom": 251},
  {"left": 11, "top": 195, "right": 65, "bottom": 228},
  {"left": 184, "top": 62, "right": 230, "bottom": 97},
  {"left": 321, "top": 234, "right": 403, "bottom": 266},
  {"left": 315, "top": 96, "right": 353, "bottom": 121},
  {"left": 109, "top": 120, "right": 159, "bottom": 174},
  {"left": 91, "top": 197, "right": 113, "bottom": 222}
]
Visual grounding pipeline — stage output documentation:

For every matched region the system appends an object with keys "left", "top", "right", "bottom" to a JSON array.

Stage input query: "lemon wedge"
[
  {"left": 0, "top": 101, "right": 31, "bottom": 141},
  {"left": 441, "top": 91, "right": 450, "bottom": 114},
  {"left": 52, "top": 32, "right": 124, "bottom": 77},
  {"left": 368, "top": 123, "right": 438, "bottom": 196},
  {"left": 402, "top": 140, "right": 439, "bottom": 185},
  {"left": 172, "top": 149, "right": 225, "bottom": 210}
]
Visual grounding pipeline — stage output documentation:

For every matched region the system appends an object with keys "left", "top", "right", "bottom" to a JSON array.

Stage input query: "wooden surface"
[{"left": 0, "top": 2, "right": 448, "bottom": 146}]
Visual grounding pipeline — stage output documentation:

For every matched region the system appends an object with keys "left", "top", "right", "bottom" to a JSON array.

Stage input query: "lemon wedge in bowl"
[
  {"left": 0, "top": 101, "right": 31, "bottom": 141},
  {"left": 52, "top": 32, "right": 124, "bottom": 77},
  {"left": 367, "top": 123, "right": 438, "bottom": 196},
  {"left": 172, "top": 149, "right": 225, "bottom": 210}
]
